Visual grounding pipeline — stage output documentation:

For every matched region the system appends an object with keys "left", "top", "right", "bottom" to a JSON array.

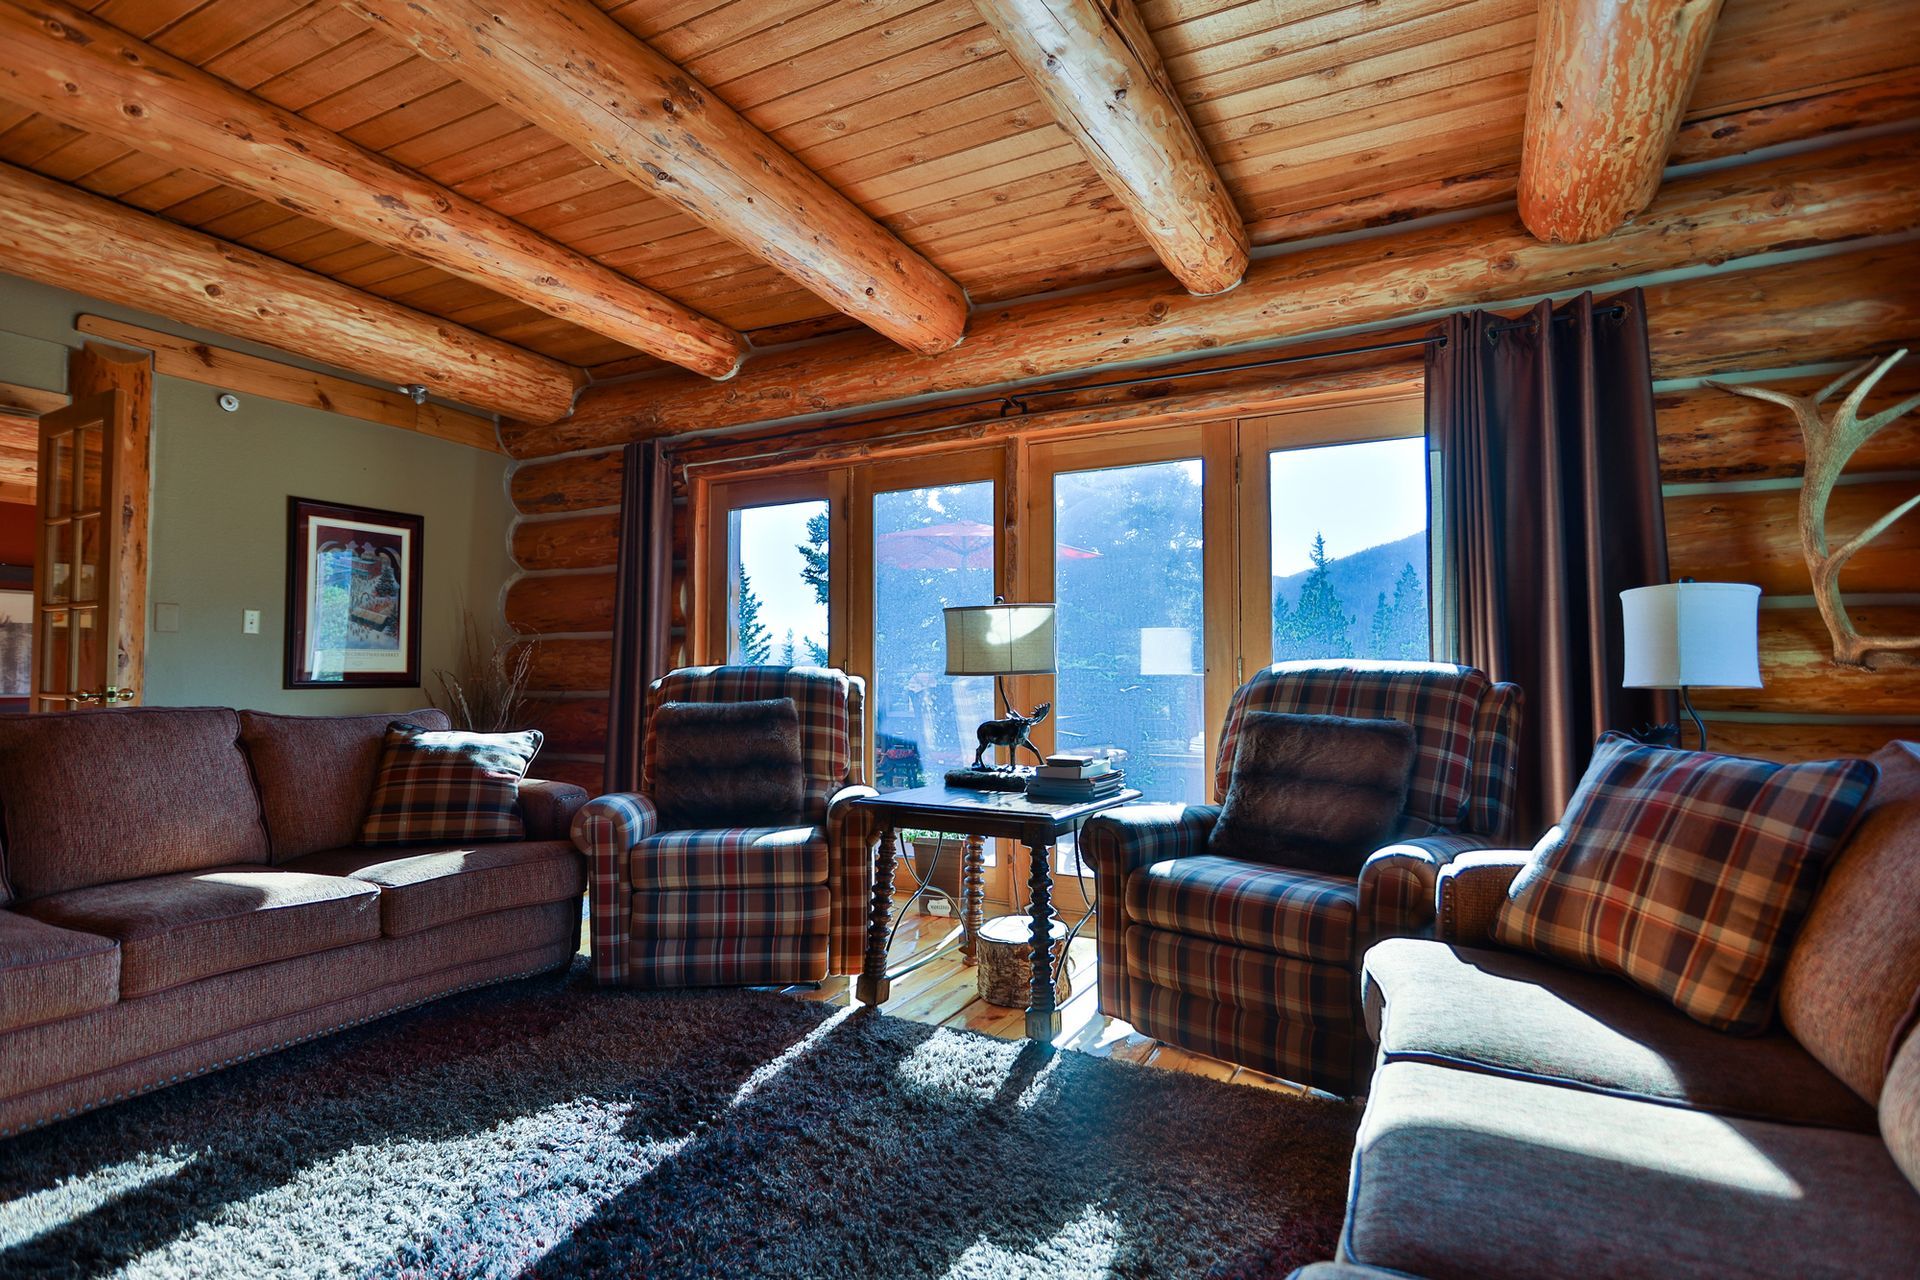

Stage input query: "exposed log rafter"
[
  {"left": 973, "top": 0, "right": 1248, "bottom": 296},
  {"left": 344, "top": 0, "right": 970, "bottom": 356},
  {"left": 1518, "top": 0, "right": 1728, "bottom": 244},
  {"left": 0, "top": 160, "right": 579, "bottom": 423},
  {"left": 0, "top": 0, "right": 746, "bottom": 380},
  {"left": 505, "top": 133, "right": 1919, "bottom": 456}
]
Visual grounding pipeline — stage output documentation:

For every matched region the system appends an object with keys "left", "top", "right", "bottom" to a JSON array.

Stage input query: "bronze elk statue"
[{"left": 971, "top": 701, "right": 1051, "bottom": 770}]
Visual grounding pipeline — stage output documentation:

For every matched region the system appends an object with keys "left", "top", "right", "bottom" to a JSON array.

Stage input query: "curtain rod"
[{"left": 680, "top": 302, "right": 1627, "bottom": 465}]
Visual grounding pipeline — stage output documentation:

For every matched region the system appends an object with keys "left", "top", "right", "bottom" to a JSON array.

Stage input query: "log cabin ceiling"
[{"left": 0, "top": 0, "right": 1915, "bottom": 392}]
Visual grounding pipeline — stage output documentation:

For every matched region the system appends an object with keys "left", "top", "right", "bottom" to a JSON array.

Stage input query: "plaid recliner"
[
  {"left": 571, "top": 666, "right": 874, "bottom": 987},
  {"left": 1083, "top": 661, "right": 1522, "bottom": 1094}
]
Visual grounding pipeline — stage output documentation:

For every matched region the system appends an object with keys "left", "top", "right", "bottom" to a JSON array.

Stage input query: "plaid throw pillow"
[
  {"left": 358, "top": 726, "right": 542, "bottom": 847},
  {"left": 1493, "top": 733, "right": 1878, "bottom": 1034}
]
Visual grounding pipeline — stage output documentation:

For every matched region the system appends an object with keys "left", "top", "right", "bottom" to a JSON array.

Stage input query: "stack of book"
[{"left": 1024, "top": 753, "right": 1125, "bottom": 803}]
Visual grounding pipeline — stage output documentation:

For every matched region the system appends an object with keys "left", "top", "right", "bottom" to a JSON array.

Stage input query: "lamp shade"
[
  {"left": 1139, "top": 626, "right": 1196, "bottom": 676},
  {"left": 944, "top": 603, "right": 1057, "bottom": 676},
  {"left": 1620, "top": 582, "right": 1763, "bottom": 689}
]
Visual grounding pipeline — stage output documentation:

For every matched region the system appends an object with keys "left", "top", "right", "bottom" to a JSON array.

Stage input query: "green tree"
[
  {"left": 1368, "top": 589, "right": 1395, "bottom": 655},
  {"left": 735, "top": 565, "right": 772, "bottom": 663},
  {"left": 804, "top": 637, "right": 830, "bottom": 665},
  {"left": 799, "top": 510, "right": 830, "bottom": 607},
  {"left": 778, "top": 627, "right": 796, "bottom": 665},
  {"left": 1274, "top": 533, "right": 1353, "bottom": 659},
  {"left": 1384, "top": 561, "right": 1428, "bottom": 659}
]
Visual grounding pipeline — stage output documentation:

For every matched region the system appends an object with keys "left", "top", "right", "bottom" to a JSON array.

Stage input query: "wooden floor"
[{"left": 776, "top": 899, "right": 1315, "bottom": 1095}]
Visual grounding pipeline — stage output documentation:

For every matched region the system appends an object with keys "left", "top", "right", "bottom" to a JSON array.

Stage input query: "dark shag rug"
[{"left": 0, "top": 962, "right": 1359, "bottom": 1279}]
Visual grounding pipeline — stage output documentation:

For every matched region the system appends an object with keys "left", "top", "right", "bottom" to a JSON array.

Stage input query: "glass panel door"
[
  {"left": 724, "top": 499, "right": 831, "bottom": 664},
  {"left": 868, "top": 479, "right": 998, "bottom": 793},
  {"left": 1050, "top": 456, "right": 1208, "bottom": 804}
]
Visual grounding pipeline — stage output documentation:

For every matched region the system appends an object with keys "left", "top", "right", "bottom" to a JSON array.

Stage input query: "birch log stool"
[{"left": 976, "top": 913, "right": 1072, "bottom": 1007}]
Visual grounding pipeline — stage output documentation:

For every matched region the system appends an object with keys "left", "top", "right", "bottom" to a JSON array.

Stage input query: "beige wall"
[{"left": 0, "top": 273, "right": 514, "bottom": 715}]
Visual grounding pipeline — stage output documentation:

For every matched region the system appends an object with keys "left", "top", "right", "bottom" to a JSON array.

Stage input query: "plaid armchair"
[
  {"left": 1083, "top": 661, "right": 1522, "bottom": 1094},
  {"left": 571, "top": 666, "right": 874, "bottom": 987}
]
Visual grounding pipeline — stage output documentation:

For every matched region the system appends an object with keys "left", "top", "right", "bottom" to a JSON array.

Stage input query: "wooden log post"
[
  {"left": 502, "top": 133, "right": 1920, "bottom": 455},
  {"left": 973, "top": 0, "right": 1248, "bottom": 296},
  {"left": 345, "top": 0, "right": 969, "bottom": 356},
  {"left": 0, "top": 162, "right": 578, "bottom": 423},
  {"left": 0, "top": 0, "right": 746, "bottom": 380},
  {"left": 1517, "top": 0, "right": 1727, "bottom": 244}
]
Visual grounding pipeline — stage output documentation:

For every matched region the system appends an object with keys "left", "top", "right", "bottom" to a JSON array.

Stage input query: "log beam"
[
  {"left": 973, "top": 0, "right": 1247, "bottom": 295},
  {"left": 505, "top": 132, "right": 1919, "bottom": 456},
  {"left": 346, "top": 0, "right": 968, "bottom": 356},
  {"left": 0, "top": 161, "right": 577, "bottom": 423},
  {"left": 0, "top": 0, "right": 744, "bottom": 380},
  {"left": 1518, "top": 0, "right": 1726, "bottom": 244}
]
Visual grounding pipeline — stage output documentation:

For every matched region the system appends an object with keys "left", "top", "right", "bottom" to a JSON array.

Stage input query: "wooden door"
[{"left": 33, "top": 391, "right": 127, "bottom": 711}]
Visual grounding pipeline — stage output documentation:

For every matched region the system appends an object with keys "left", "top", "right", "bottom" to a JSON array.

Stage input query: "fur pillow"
[
  {"left": 1208, "top": 711, "right": 1417, "bottom": 875},
  {"left": 652, "top": 698, "right": 806, "bottom": 829}
]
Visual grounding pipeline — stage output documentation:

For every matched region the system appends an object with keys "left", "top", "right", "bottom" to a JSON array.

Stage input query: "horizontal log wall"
[{"left": 505, "top": 128, "right": 1920, "bottom": 784}]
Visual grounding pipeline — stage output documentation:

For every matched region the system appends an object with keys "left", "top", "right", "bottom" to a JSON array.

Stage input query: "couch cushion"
[
  {"left": 1125, "top": 924, "right": 1354, "bottom": 1023},
  {"left": 1780, "top": 740, "right": 1920, "bottom": 1103},
  {"left": 285, "top": 841, "right": 582, "bottom": 938},
  {"left": 0, "top": 708, "right": 269, "bottom": 899},
  {"left": 1362, "top": 938, "right": 1875, "bottom": 1131},
  {"left": 0, "top": 910, "right": 119, "bottom": 1033},
  {"left": 628, "top": 826, "right": 828, "bottom": 890},
  {"left": 1209, "top": 712, "right": 1416, "bottom": 875},
  {"left": 360, "top": 727, "right": 541, "bottom": 847},
  {"left": 1493, "top": 733, "right": 1877, "bottom": 1034},
  {"left": 239, "top": 708, "right": 449, "bottom": 860},
  {"left": 1126, "top": 855, "right": 1356, "bottom": 965},
  {"left": 21, "top": 868, "right": 380, "bottom": 998},
  {"left": 1888, "top": 1028, "right": 1920, "bottom": 1197},
  {"left": 1345, "top": 1060, "right": 1920, "bottom": 1280}
]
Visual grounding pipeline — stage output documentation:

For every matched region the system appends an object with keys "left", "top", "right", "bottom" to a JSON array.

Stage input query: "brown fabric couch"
[
  {"left": 1339, "top": 740, "right": 1920, "bottom": 1279},
  {"left": 0, "top": 706, "right": 588, "bottom": 1138}
]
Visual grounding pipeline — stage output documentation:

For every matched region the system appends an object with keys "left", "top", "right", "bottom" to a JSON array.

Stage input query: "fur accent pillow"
[
  {"left": 652, "top": 698, "right": 805, "bottom": 829},
  {"left": 1208, "top": 711, "right": 1417, "bottom": 875}
]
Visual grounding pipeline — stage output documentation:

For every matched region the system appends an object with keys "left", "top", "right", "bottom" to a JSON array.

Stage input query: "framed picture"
[
  {"left": 285, "top": 497, "right": 423, "bottom": 689},
  {"left": 0, "top": 565, "right": 31, "bottom": 705}
]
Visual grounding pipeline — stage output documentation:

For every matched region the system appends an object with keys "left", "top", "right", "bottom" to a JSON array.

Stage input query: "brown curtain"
[
  {"left": 1427, "top": 289, "right": 1671, "bottom": 835},
  {"left": 604, "top": 441, "right": 674, "bottom": 794}
]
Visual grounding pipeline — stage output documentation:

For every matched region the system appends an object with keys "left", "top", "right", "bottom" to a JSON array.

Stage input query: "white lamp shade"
[
  {"left": 1139, "top": 626, "right": 1196, "bottom": 675},
  {"left": 1620, "top": 582, "right": 1763, "bottom": 689},
  {"left": 944, "top": 603, "right": 1057, "bottom": 676}
]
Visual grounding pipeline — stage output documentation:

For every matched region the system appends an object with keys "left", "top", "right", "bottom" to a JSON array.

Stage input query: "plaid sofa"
[
  {"left": 1083, "top": 661, "right": 1522, "bottom": 1094},
  {"left": 571, "top": 666, "right": 874, "bottom": 987}
]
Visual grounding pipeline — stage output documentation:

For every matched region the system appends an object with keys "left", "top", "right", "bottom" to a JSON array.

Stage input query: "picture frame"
[
  {"left": 0, "top": 564, "right": 31, "bottom": 705},
  {"left": 285, "top": 497, "right": 423, "bottom": 689}
]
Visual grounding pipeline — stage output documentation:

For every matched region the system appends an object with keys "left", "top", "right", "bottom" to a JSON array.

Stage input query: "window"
[
  {"left": 1268, "top": 436, "right": 1430, "bottom": 662},
  {"left": 723, "top": 497, "right": 830, "bottom": 665}
]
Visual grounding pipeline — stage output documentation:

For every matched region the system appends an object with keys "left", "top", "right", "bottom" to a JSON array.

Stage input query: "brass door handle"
[{"left": 71, "top": 686, "right": 135, "bottom": 706}]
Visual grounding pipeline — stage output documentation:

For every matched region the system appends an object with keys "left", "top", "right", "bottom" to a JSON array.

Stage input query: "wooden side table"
[{"left": 851, "top": 783, "right": 1140, "bottom": 1041}]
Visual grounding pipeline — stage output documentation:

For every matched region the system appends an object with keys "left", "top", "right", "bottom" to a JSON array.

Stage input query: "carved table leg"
[
  {"left": 1025, "top": 838, "right": 1062, "bottom": 1042},
  {"left": 856, "top": 826, "right": 899, "bottom": 1006},
  {"left": 961, "top": 833, "right": 987, "bottom": 965}
]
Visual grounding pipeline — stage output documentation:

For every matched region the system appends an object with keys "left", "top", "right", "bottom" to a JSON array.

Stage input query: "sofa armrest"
[
  {"left": 825, "top": 784, "right": 879, "bottom": 977},
  {"left": 1357, "top": 833, "right": 1495, "bottom": 947},
  {"left": 570, "top": 792, "right": 660, "bottom": 986},
  {"left": 518, "top": 778, "right": 590, "bottom": 842},
  {"left": 1082, "top": 803, "right": 1220, "bottom": 1018},
  {"left": 1434, "top": 849, "right": 1535, "bottom": 947}
]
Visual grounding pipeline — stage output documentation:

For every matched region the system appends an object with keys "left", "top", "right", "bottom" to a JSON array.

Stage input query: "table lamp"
[
  {"left": 943, "top": 601, "right": 1057, "bottom": 790},
  {"left": 1620, "top": 581, "right": 1762, "bottom": 751}
]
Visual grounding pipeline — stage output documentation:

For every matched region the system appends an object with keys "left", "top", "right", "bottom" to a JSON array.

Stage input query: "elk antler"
[{"left": 1706, "top": 350, "right": 1920, "bottom": 668}]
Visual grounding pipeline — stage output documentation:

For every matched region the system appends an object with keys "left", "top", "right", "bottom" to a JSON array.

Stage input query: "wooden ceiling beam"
[
  {"left": 0, "top": 161, "right": 578, "bottom": 423},
  {"left": 972, "top": 0, "right": 1247, "bottom": 296},
  {"left": 345, "top": 0, "right": 969, "bottom": 356},
  {"left": 1518, "top": 0, "right": 1727, "bottom": 244},
  {"left": 0, "top": 0, "right": 746, "bottom": 380},
  {"left": 504, "top": 132, "right": 1918, "bottom": 456}
]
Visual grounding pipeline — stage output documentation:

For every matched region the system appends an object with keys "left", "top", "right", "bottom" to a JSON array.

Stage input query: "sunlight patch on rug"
[
  {"left": 896, "top": 1026, "right": 1028, "bottom": 1103},
  {"left": 938, "top": 1204, "right": 1123, "bottom": 1280},
  {"left": 0, "top": 1153, "right": 196, "bottom": 1252}
]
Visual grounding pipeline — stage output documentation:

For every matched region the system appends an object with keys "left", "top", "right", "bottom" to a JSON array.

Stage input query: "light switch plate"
[
  {"left": 243, "top": 609, "right": 262, "bottom": 635},
  {"left": 155, "top": 602, "right": 181, "bottom": 633}
]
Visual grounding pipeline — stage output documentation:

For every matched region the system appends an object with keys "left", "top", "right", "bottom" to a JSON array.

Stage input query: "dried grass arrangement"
[{"left": 433, "top": 609, "right": 537, "bottom": 733}]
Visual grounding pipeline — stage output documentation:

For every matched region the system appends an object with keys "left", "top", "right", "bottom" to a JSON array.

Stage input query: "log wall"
[{"left": 504, "top": 128, "right": 1920, "bottom": 786}]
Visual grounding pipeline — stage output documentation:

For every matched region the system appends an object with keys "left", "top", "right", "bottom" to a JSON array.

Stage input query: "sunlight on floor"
[
  {"left": 0, "top": 1152, "right": 196, "bottom": 1251},
  {"left": 938, "top": 1203, "right": 1123, "bottom": 1280},
  {"left": 896, "top": 1025, "right": 1028, "bottom": 1103},
  {"left": 729, "top": 1003, "right": 856, "bottom": 1108}
]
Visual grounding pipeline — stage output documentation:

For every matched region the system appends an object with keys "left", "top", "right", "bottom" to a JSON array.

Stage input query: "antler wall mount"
[{"left": 1707, "top": 350, "right": 1920, "bottom": 669}]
